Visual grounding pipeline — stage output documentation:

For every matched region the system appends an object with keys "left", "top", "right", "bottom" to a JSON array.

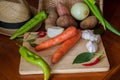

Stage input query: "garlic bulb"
[
  {"left": 82, "top": 30, "right": 100, "bottom": 43},
  {"left": 86, "top": 41, "right": 98, "bottom": 53}
]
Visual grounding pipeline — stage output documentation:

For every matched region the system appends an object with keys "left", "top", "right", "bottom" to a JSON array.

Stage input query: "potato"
[
  {"left": 80, "top": 16, "right": 98, "bottom": 29},
  {"left": 56, "top": 15, "right": 77, "bottom": 28}
]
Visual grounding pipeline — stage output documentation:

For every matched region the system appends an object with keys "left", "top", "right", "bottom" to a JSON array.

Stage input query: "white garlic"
[
  {"left": 86, "top": 41, "right": 98, "bottom": 53},
  {"left": 47, "top": 26, "right": 64, "bottom": 38},
  {"left": 82, "top": 30, "right": 100, "bottom": 43}
]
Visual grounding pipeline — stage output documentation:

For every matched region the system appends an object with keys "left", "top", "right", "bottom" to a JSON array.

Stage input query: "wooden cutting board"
[{"left": 19, "top": 32, "right": 110, "bottom": 75}]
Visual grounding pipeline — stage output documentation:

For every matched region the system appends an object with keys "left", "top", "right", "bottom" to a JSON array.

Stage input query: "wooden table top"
[{"left": 0, "top": 0, "right": 120, "bottom": 80}]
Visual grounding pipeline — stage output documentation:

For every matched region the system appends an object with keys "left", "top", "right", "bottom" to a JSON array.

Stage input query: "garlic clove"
[{"left": 86, "top": 41, "right": 98, "bottom": 53}]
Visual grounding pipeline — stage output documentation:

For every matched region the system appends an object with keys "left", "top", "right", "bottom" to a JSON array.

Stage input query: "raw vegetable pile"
[{"left": 10, "top": 0, "right": 120, "bottom": 80}]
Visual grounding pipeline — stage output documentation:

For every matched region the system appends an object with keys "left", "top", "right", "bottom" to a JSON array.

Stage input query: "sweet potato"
[{"left": 57, "top": 2, "right": 70, "bottom": 16}]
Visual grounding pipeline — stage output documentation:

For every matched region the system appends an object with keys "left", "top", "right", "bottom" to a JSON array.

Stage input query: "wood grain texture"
[{"left": 0, "top": 0, "right": 120, "bottom": 80}]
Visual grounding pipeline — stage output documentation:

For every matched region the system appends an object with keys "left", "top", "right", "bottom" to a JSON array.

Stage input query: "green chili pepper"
[
  {"left": 104, "top": 19, "right": 120, "bottom": 36},
  {"left": 10, "top": 11, "right": 47, "bottom": 40},
  {"left": 19, "top": 46, "right": 50, "bottom": 80},
  {"left": 84, "top": 0, "right": 120, "bottom": 36},
  {"left": 89, "top": 0, "right": 96, "bottom": 4}
]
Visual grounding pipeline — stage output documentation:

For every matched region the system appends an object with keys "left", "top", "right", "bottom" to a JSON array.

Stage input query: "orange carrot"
[
  {"left": 52, "top": 30, "right": 81, "bottom": 64},
  {"left": 35, "top": 26, "right": 77, "bottom": 51}
]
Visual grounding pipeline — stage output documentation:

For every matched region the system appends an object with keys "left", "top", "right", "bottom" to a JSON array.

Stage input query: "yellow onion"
[{"left": 71, "top": 2, "right": 90, "bottom": 20}]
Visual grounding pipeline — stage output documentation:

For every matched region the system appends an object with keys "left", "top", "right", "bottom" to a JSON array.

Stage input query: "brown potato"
[
  {"left": 80, "top": 16, "right": 98, "bottom": 29},
  {"left": 56, "top": 15, "right": 77, "bottom": 28}
]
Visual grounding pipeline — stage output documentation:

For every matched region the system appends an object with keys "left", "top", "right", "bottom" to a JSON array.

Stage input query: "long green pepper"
[
  {"left": 104, "top": 19, "right": 120, "bottom": 36},
  {"left": 84, "top": 0, "right": 120, "bottom": 36},
  {"left": 10, "top": 11, "right": 47, "bottom": 40},
  {"left": 19, "top": 46, "right": 50, "bottom": 80}
]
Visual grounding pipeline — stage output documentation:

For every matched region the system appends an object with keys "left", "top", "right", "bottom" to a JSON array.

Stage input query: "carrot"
[
  {"left": 51, "top": 30, "right": 81, "bottom": 64},
  {"left": 35, "top": 26, "right": 77, "bottom": 51}
]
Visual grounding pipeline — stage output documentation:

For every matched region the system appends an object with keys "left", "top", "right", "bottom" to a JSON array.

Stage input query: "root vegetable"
[
  {"left": 56, "top": 15, "right": 77, "bottom": 28},
  {"left": 35, "top": 26, "right": 77, "bottom": 51},
  {"left": 80, "top": 16, "right": 98, "bottom": 29},
  {"left": 52, "top": 30, "right": 81, "bottom": 64},
  {"left": 57, "top": 2, "right": 70, "bottom": 16}
]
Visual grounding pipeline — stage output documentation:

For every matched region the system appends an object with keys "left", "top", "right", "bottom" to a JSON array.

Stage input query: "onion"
[
  {"left": 71, "top": 2, "right": 90, "bottom": 20},
  {"left": 47, "top": 27, "right": 64, "bottom": 38}
]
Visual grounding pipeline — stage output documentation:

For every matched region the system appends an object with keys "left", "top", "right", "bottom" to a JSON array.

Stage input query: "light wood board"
[{"left": 19, "top": 32, "right": 110, "bottom": 75}]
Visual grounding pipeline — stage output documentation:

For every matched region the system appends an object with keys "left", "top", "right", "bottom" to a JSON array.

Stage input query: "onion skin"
[{"left": 71, "top": 2, "right": 90, "bottom": 20}]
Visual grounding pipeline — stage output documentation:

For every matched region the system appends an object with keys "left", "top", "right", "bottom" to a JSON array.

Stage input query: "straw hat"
[{"left": 0, "top": 0, "right": 32, "bottom": 36}]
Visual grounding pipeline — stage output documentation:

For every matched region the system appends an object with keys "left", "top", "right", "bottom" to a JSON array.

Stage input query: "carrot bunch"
[{"left": 35, "top": 26, "right": 82, "bottom": 64}]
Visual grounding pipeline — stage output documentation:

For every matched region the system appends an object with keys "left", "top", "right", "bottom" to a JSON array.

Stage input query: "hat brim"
[
  {"left": 0, "top": 23, "right": 42, "bottom": 37},
  {"left": 0, "top": 27, "right": 17, "bottom": 36},
  {"left": 0, "top": 6, "right": 40, "bottom": 36}
]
